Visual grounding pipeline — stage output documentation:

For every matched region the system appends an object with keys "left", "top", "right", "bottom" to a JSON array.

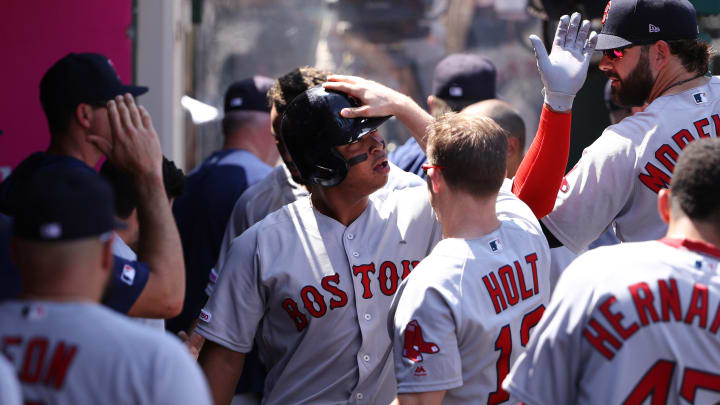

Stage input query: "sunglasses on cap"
[{"left": 602, "top": 46, "right": 631, "bottom": 60}]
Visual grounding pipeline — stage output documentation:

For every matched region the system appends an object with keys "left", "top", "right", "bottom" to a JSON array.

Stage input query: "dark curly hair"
[{"left": 670, "top": 138, "right": 720, "bottom": 225}]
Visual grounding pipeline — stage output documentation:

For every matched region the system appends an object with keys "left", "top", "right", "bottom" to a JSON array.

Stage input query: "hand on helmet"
[
  {"left": 529, "top": 12, "right": 598, "bottom": 111},
  {"left": 323, "top": 75, "right": 409, "bottom": 118}
]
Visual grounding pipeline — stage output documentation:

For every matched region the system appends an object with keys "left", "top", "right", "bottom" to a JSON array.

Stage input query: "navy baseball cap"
[
  {"left": 596, "top": 0, "right": 699, "bottom": 51},
  {"left": 432, "top": 54, "right": 496, "bottom": 109},
  {"left": 40, "top": 53, "right": 148, "bottom": 110},
  {"left": 13, "top": 169, "right": 124, "bottom": 242},
  {"left": 224, "top": 76, "right": 274, "bottom": 113}
]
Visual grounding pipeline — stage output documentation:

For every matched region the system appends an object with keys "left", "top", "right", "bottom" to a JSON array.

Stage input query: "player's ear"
[
  {"left": 428, "top": 168, "right": 443, "bottom": 194},
  {"left": 74, "top": 103, "right": 93, "bottom": 130},
  {"left": 651, "top": 41, "right": 671, "bottom": 72},
  {"left": 427, "top": 95, "right": 435, "bottom": 115},
  {"left": 657, "top": 188, "right": 671, "bottom": 224}
]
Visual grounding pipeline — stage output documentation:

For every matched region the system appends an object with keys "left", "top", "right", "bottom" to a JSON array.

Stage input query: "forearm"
[
  {"left": 135, "top": 172, "right": 185, "bottom": 312},
  {"left": 392, "top": 95, "right": 434, "bottom": 152},
  {"left": 511, "top": 105, "right": 571, "bottom": 219},
  {"left": 198, "top": 341, "right": 246, "bottom": 405}
]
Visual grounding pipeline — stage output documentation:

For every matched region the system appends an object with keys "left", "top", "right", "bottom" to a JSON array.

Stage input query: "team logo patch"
[
  {"left": 40, "top": 223, "right": 62, "bottom": 239},
  {"left": 649, "top": 24, "right": 660, "bottom": 33},
  {"left": 22, "top": 304, "right": 47, "bottom": 320},
  {"left": 403, "top": 320, "right": 439, "bottom": 362},
  {"left": 693, "top": 92, "right": 708, "bottom": 104},
  {"left": 200, "top": 309, "right": 212, "bottom": 323},
  {"left": 230, "top": 97, "right": 243, "bottom": 107},
  {"left": 414, "top": 366, "right": 427, "bottom": 377},
  {"left": 601, "top": 1, "right": 611, "bottom": 25},
  {"left": 121, "top": 264, "right": 136, "bottom": 285},
  {"left": 489, "top": 238, "right": 504, "bottom": 253},
  {"left": 560, "top": 177, "right": 570, "bottom": 193},
  {"left": 449, "top": 86, "right": 463, "bottom": 97}
]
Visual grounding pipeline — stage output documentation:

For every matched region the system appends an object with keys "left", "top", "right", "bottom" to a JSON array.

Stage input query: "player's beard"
[{"left": 610, "top": 47, "right": 654, "bottom": 107}]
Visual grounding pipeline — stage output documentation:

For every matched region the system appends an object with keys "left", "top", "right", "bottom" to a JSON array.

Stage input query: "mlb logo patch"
[
  {"left": 121, "top": 264, "right": 136, "bottom": 285},
  {"left": 489, "top": 238, "right": 503, "bottom": 253},
  {"left": 693, "top": 92, "right": 708, "bottom": 104},
  {"left": 199, "top": 309, "right": 212, "bottom": 323}
]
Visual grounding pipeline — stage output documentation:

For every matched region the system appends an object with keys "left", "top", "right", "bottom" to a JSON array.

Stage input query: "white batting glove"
[{"left": 529, "top": 12, "right": 598, "bottom": 111}]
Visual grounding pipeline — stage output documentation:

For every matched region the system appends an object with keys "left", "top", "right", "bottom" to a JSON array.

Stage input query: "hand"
[
  {"left": 322, "top": 75, "right": 408, "bottom": 118},
  {"left": 89, "top": 93, "right": 163, "bottom": 178},
  {"left": 529, "top": 12, "right": 598, "bottom": 111},
  {"left": 178, "top": 330, "right": 205, "bottom": 360}
]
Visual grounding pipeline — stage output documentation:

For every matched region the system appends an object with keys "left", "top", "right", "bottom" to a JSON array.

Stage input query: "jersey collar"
[{"left": 659, "top": 237, "right": 720, "bottom": 259}]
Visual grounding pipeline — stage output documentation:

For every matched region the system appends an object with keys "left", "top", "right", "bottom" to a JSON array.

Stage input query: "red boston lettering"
[{"left": 352, "top": 263, "right": 376, "bottom": 299}]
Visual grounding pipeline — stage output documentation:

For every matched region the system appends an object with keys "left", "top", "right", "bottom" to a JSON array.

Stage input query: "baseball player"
[
  {"left": 211, "top": 67, "right": 425, "bottom": 292},
  {"left": 519, "top": 0, "right": 719, "bottom": 254},
  {"left": 170, "top": 76, "right": 276, "bottom": 335},
  {"left": 196, "top": 14, "right": 596, "bottom": 404},
  {"left": 504, "top": 137, "right": 720, "bottom": 405},
  {"left": 0, "top": 53, "right": 184, "bottom": 318},
  {"left": 390, "top": 53, "right": 497, "bottom": 177},
  {"left": 390, "top": 112, "right": 551, "bottom": 405},
  {"left": 0, "top": 131, "right": 211, "bottom": 404}
]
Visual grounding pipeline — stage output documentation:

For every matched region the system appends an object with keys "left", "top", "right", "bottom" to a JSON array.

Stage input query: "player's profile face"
[
  {"left": 336, "top": 130, "right": 389, "bottom": 192},
  {"left": 601, "top": 45, "right": 654, "bottom": 107}
]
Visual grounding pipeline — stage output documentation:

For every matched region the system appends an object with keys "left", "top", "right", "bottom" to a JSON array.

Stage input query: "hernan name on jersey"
[
  {"left": 584, "top": 277, "right": 720, "bottom": 360},
  {"left": 639, "top": 113, "right": 720, "bottom": 193},
  {"left": 282, "top": 259, "right": 420, "bottom": 331}
]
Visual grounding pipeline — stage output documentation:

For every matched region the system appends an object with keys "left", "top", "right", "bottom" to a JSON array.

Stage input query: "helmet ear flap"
[{"left": 309, "top": 148, "right": 349, "bottom": 187}]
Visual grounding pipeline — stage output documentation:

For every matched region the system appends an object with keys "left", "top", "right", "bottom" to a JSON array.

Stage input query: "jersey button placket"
[{"left": 356, "top": 393, "right": 364, "bottom": 400}]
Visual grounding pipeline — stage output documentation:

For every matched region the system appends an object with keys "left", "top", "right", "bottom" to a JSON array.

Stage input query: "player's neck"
[
  {"left": 310, "top": 186, "right": 369, "bottom": 227},
  {"left": 438, "top": 192, "right": 500, "bottom": 239},
  {"left": 666, "top": 216, "right": 720, "bottom": 251}
]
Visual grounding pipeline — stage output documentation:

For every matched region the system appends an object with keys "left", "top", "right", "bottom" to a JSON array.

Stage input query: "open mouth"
[{"left": 374, "top": 159, "right": 390, "bottom": 172}]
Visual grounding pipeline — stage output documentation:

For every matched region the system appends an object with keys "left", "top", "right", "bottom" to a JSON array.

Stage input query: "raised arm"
[
  {"left": 90, "top": 93, "right": 185, "bottom": 317},
  {"left": 512, "top": 13, "right": 597, "bottom": 219},
  {"left": 323, "top": 76, "right": 433, "bottom": 150}
]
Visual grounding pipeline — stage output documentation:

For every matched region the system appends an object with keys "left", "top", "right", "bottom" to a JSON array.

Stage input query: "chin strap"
[{"left": 346, "top": 153, "right": 368, "bottom": 167}]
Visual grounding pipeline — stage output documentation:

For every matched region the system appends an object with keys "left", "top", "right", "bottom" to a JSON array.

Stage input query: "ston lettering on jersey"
[{"left": 197, "top": 179, "right": 532, "bottom": 404}]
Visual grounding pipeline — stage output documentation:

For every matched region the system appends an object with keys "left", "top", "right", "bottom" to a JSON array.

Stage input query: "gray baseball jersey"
[
  {"left": 197, "top": 180, "right": 533, "bottom": 404},
  {"left": 391, "top": 195, "right": 550, "bottom": 404},
  {"left": 208, "top": 162, "right": 424, "bottom": 296},
  {"left": 543, "top": 76, "right": 720, "bottom": 253},
  {"left": 504, "top": 238, "right": 720, "bottom": 405},
  {"left": 0, "top": 301, "right": 211, "bottom": 405},
  {"left": 0, "top": 354, "right": 21, "bottom": 405}
]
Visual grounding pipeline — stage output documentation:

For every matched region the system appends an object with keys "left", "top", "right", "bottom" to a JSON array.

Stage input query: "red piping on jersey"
[
  {"left": 659, "top": 237, "right": 720, "bottom": 259},
  {"left": 512, "top": 105, "right": 571, "bottom": 219}
]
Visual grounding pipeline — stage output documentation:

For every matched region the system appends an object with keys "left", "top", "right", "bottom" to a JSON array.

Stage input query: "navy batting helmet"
[{"left": 280, "top": 86, "right": 391, "bottom": 187}]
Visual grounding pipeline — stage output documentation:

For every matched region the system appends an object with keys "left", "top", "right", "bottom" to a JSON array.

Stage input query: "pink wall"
[{"left": 0, "top": 1, "right": 133, "bottom": 181}]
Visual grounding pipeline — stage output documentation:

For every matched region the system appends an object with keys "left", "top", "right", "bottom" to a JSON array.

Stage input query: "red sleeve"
[{"left": 511, "top": 105, "right": 571, "bottom": 219}]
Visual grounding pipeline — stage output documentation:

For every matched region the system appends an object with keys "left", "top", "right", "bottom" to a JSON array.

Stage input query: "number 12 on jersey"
[{"left": 489, "top": 304, "right": 546, "bottom": 405}]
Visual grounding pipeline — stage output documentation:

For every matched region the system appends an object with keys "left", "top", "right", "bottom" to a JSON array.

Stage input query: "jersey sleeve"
[
  {"left": 512, "top": 106, "right": 572, "bottom": 219},
  {"left": 393, "top": 267, "right": 463, "bottom": 393},
  {"left": 196, "top": 227, "right": 264, "bottom": 353},
  {"left": 542, "top": 128, "right": 635, "bottom": 253},
  {"left": 502, "top": 254, "right": 597, "bottom": 405},
  {"left": 102, "top": 255, "right": 151, "bottom": 314}
]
